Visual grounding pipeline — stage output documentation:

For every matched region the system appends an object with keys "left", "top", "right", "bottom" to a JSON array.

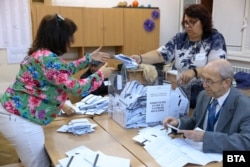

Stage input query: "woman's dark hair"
[
  {"left": 28, "top": 14, "right": 77, "bottom": 56},
  {"left": 182, "top": 4, "right": 213, "bottom": 38}
]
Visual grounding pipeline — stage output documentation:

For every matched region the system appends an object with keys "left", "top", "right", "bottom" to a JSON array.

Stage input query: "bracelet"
[
  {"left": 138, "top": 54, "right": 142, "bottom": 64},
  {"left": 192, "top": 68, "right": 198, "bottom": 79}
]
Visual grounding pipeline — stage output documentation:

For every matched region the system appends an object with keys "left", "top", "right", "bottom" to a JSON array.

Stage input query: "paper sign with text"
[{"left": 146, "top": 84, "right": 171, "bottom": 123}]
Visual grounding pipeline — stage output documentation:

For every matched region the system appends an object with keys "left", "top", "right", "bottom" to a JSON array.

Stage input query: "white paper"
[
  {"left": 146, "top": 84, "right": 171, "bottom": 123},
  {"left": 61, "top": 145, "right": 130, "bottom": 167},
  {"left": 114, "top": 54, "right": 138, "bottom": 68},
  {"left": 136, "top": 125, "right": 222, "bottom": 167}
]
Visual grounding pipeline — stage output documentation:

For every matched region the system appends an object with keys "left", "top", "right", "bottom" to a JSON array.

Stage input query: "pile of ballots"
[
  {"left": 71, "top": 94, "right": 109, "bottom": 115},
  {"left": 57, "top": 118, "right": 97, "bottom": 135},
  {"left": 109, "top": 80, "right": 189, "bottom": 129}
]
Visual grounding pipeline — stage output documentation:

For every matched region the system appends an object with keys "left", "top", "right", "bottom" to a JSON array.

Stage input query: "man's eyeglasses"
[
  {"left": 201, "top": 77, "right": 223, "bottom": 86},
  {"left": 182, "top": 19, "right": 199, "bottom": 28}
]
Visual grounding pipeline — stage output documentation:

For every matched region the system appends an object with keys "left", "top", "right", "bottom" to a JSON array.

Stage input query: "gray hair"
[{"left": 208, "top": 59, "right": 234, "bottom": 80}]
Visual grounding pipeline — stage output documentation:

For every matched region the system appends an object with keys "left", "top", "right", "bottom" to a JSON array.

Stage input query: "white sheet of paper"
[{"left": 146, "top": 85, "right": 171, "bottom": 123}]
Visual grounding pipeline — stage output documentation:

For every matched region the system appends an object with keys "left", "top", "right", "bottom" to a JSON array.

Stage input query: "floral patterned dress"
[{"left": 0, "top": 49, "right": 104, "bottom": 125}]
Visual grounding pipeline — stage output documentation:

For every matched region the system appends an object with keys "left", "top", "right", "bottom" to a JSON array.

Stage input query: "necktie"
[{"left": 206, "top": 99, "right": 218, "bottom": 131}]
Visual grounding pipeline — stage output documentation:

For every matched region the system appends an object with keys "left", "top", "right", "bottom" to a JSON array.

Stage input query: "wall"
[
  {"left": 0, "top": 49, "right": 20, "bottom": 94},
  {"left": 0, "top": 0, "right": 181, "bottom": 94},
  {"left": 1, "top": 0, "right": 249, "bottom": 94}
]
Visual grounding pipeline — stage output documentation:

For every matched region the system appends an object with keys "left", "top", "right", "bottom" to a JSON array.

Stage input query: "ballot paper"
[
  {"left": 57, "top": 145, "right": 130, "bottom": 167},
  {"left": 110, "top": 80, "right": 189, "bottom": 128},
  {"left": 114, "top": 54, "right": 138, "bottom": 69},
  {"left": 57, "top": 118, "right": 97, "bottom": 135},
  {"left": 72, "top": 95, "right": 109, "bottom": 115},
  {"left": 133, "top": 125, "right": 222, "bottom": 167}
]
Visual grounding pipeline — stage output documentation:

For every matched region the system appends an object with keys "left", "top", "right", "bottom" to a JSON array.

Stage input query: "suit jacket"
[{"left": 179, "top": 87, "right": 250, "bottom": 153}]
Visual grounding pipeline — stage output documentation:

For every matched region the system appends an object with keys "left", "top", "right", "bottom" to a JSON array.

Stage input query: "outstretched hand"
[{"left": 91, "top": 46, "right": 111, "bottom": 63}]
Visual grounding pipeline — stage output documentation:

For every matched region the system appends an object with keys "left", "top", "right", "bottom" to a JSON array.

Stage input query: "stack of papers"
[
  {"left": 114, "top": 54, "right": 138, "bottom": 69},
  {"left": 64, "top": 94, "right": 109, "bottom": 115},
  {"left": 118, "top": 80, "right": 150, "bottom": 128},
  {"left": 133, "top": 125, "right": 222, "bottom": 167},
  {"left": 57, "top": 118, "right": 97, "bottom": 135},
  {"left": 111, "top": 80, "right": 189, "bottom": 128},
  {"left": 56, "top": 145, "right": 130, "bottom": 167}
]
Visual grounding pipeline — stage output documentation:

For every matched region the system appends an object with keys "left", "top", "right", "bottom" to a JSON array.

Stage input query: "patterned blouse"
[
  {"left": 158, "top": 30, "right": 227, "bottom": 73},
  {"left": 0, "top": 49, "right": 104, "bottom": 125}
]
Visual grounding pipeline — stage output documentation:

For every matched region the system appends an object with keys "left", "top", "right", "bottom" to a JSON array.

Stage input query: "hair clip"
[
  {"left": 56, "top": 14, "right": 65, "bottom": 21},
  {"left": 56, "top": 14, "right": 64, "bottom": 25}
]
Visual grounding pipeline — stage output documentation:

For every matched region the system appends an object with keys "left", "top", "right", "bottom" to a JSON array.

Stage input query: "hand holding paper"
[{"left": 113, "top": 54, "right": 138, "bottom": 68}]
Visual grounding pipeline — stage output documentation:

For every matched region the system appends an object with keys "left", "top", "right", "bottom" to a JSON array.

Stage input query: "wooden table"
[
  {"left": 43, "top": 115, "right": 145, "bottom": 167},
  {"left": 94, "top": 114, "right": 159, "bottom": 167},
  {"left": 93, "top": 114, "right": 222, "bottom": 167}
]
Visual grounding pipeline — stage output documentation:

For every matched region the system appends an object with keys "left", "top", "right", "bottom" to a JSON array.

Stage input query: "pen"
[
  {"left": 66, "top": 155, "right": 74, "bottom": 167},
  {"left": 93, "top": 153, "right": 99, "bottom": 167}
]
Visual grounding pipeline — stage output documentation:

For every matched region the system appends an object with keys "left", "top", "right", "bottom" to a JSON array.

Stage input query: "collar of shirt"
[{"left": 213, "top": 88, "right": 230, "bottom": 110}]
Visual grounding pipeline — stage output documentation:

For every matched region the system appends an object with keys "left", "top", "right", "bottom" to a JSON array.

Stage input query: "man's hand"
[
  {"left": 162, "top": 116, "right": 179, "bottom": 129},
  {"left": 178, "top": 130, "right": 205, "bottom": 142}
]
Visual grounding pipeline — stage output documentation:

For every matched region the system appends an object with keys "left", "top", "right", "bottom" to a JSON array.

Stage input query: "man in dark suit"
[{"left": 163, "top": 59, "right": 250, "bottom": 153}]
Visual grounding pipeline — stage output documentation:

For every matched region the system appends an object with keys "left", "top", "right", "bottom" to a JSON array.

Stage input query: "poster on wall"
[{"left": 0, "top": 0, "right": 31, "bottom": 63}]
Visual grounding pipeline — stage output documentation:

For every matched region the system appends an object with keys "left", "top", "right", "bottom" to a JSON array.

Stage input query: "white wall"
[{"left": 0, "top": 49, "right": 20, "bottom": 94}]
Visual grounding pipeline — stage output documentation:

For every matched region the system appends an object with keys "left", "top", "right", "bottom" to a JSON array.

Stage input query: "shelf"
[{"left": 31, "top": 0, "right": 51, "bottom": 5}]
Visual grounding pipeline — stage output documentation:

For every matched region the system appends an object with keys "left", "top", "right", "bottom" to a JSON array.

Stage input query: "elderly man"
[{"left": 163, "top": 59, "right": 250, "bottom": 153}]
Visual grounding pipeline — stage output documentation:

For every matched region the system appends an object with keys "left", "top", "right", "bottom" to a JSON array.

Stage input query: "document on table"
[
  {"left": 57, "top": 145, "right": 130, "bottom": 167},
  {"left": 133, "top": 125, "right": 222, "bottom": 167}
]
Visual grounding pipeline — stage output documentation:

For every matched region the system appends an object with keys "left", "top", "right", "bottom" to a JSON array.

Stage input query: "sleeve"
[
  {"left": 202, "top": 96, "right": 250, "bottom": 153},
  {"left": 42, "top": 54, "right": 104, "bottom": 97},
  {"left": 67, "top": 53, "right": 91, "bottom": 74},
  {"left": 207, "top": 32, "right": 227, "bottom": 62},
  {"left": 179, "top": 91, "right": 207, "bottom": 130},
  {"left": 157, "top": 34, "right": 178, "bottom": 64}
]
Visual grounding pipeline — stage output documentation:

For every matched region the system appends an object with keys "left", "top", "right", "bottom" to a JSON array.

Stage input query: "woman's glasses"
[{"left": 182, "top": 19, "right": 199, "bottom": 28}]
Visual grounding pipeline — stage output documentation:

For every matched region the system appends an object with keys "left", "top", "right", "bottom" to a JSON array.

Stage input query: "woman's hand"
[
  {"left": 62, "top": 104, "right": 76, "bottom": 116},
  {"left": 178, "top": 69, "right": 196, "bottom": 85},
  {"left": 130, "top": 54, "right": 141, "bottom": 64},
  {"left": 90, "top": 46, "right": 111, "bottom": 63},
  {"left": 99, "top": 62, "right": 115, "bottom": 79}
]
